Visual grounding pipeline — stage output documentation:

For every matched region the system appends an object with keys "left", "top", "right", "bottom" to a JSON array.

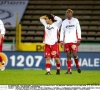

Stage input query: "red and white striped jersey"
[
  {"left": 0, "top": 19, "right": 5, "bottom": 36},
  {"left": 60, "top": 17, "right": 81, "bottom": 43},
  {"left": 40, "top": 16, "right": 62, "bottom": 45}
]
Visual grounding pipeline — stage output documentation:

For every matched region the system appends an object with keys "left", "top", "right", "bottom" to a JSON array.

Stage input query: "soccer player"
[
  {"left": 60, "top": 9, "right": 81, "bottom": 74},
  {"left": 40, "top": 14, "right": 62, "bottom": 75},
  {"left": 0, "top": 19, "right": 6, "bottom": 71}
]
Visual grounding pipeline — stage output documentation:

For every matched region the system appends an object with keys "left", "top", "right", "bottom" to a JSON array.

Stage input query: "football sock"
[
  {"left": 46, "top": 63, "right": 51, "bottom": 72},
  {"left": 67, "top": 60, "right": 71, "bottom": 72},
  {"left": 75, "top": 59, "right": 79, "bottom": 68},
  {"left": 56, "top": 64, "right": 60, "bottom": 71}
]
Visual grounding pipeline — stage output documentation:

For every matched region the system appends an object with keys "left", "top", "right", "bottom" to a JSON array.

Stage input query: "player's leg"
[
  {"left": 64, "top": 43, "right": 72, "bottom": 74},
  {"left": 71, "top": 43, "right": 81, "bottom": 73},
  {"left": 44, "top": 44, "right": 51, "bottom": 75},
  {"left": 45, "top": 57, "right": 51, "bottom": 75},
  {"left": 51, "top": 43, "right": 60, "bottom": 75},
  {"left": 66, "top": 51, "right": 72, "bottom": 74},
  {"left": 0, "top": 37, "right": 4, "bottom": 65},
  {"left": 0, "top": 56, "right": 4, "bottom": 65},
  {"left": 0, "top": 37, "right": 5, "bottom": 71},
  {"left": 72, "top": 52, "right": 81, "bottom": 73},
  {"left": 0, "top": 37, "right": 3, "bottom": 66},
  {"left": 54, "top": 58, "right": 60, "bottom": 75}
]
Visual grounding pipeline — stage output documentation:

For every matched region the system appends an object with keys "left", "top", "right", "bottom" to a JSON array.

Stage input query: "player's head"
[
  {"left": 66, "top": 9, "right": 73, "bottom": 19},
  {"left": 45, "top": 14, "right": 55, "bottom": 24}
]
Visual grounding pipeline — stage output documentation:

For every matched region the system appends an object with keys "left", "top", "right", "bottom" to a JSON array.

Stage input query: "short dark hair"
[{"left": 46, "top": 14, "right": 55, "bottom": 22}]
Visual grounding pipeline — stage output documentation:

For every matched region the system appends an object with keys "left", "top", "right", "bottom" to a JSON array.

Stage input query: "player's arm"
[
  {"left": 52, "top": 14, "right": 62, "bottom": 28},
  {"left": 76, "top": 19, "right": 81, "bottom": 46},
  {"left": 0, "top": 20, "right": 5, "bottom": 43},
  {"left": 60, "top": 22, "right": 65, "bottom": 47},
  {"left": 39, "top": 15, "right": 47, "bottom": 26}
]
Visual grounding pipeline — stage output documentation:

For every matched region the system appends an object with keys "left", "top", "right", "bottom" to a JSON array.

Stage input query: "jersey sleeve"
[
  {"left": 54, "top": 16, "right": 62, "bottom": 29},
  {"left": 0, "top": 20, "right": 5, "bottom": 35},
  {"left": 40, "top": 19, "right": 47, "bottom": 26},
  {"left": 76, "top": 19, "right": 81, "bottom": 40},
  {"left": 60, "top": 22, "right": 65, "bottom": 42}
]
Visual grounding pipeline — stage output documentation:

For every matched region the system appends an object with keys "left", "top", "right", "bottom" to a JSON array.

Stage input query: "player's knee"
[
  {"left": 46, "top": 57, "right": 51, "bottom": 61},
  {"left": 54, "top": 58, "right": 60, "bottom": 63},
  {"left": 54, "top": 58, "right": 59, "bottom": 61},
  {"left": 74, "top": 56, "right": 78, "bottom": 59},
  {"left": 67, "top": 54, "right": 71, "bottom": 59}
]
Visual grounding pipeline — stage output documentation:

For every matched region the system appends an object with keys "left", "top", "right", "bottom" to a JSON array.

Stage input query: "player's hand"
[
  {"left": 51, "top": 14, "right": 55, "bottom": 17},
  {"left": 43, "top": 41, "right": 45, "bottom": 43},
  {"left": 77, "top": 40, "right": 81, "bottom": 46},
  {"left": 40, "top": 15, "right": 47, "bottom": 19}
]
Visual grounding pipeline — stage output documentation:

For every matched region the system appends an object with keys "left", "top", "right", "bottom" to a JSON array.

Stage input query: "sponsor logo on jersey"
[
  {"left": 46, "top": 26, "right": 54, "bottom": 30},
  {"left": 66, "top": 25, "right": 75, "bottom": 28}
]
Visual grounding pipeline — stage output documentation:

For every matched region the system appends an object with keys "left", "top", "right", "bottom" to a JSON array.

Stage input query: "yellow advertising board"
[{"left": 18, "top": 43, "right": 63, "bottom": 51}]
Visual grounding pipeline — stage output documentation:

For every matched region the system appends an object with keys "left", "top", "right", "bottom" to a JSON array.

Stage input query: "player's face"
[
  {"left": 45, "top": 17, "right": 50, "bottom": 24},
  {"left": 66, "top": 11, "right": 73, "bottom": 19}
]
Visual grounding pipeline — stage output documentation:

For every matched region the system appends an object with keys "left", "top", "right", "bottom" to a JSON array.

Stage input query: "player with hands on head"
[{"left": 40, "top": 14, "right": 62, "bottom": 75}]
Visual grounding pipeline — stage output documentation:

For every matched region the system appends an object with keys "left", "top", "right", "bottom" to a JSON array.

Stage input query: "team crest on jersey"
[
  {"left": 0, "top": 52, "right": 8, "bottom": 71},
  {"left": 71, "top": 45, "right": 76, "bottom": 50},
  {"left": 51, "top": 51, "right": 56, "bottom": 55}
]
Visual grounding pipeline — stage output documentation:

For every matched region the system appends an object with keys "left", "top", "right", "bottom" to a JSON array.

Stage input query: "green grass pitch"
[{"left": 0, "top": 69, "right": 100, "bottom": 85}]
